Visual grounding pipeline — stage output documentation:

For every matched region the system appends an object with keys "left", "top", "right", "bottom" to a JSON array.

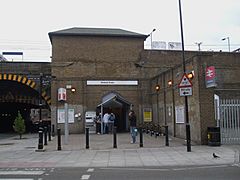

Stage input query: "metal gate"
[{"left": 219, "top": 99, "right": 240, "bottom": 144}]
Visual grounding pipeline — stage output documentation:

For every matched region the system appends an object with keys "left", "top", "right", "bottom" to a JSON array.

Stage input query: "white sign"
[
  {"left": 57, "top": 109, "right": 74, "bottom": 123},
  {"left": 168, "top": 42, "right": 182, "bottom": 50},
  {"left": 152, "top": 41, "right": 167, "bottom": 50},
  {"left": 175, "top": 106, "right": 185, "bottom": 124},
  {"left": 87, "top": 80, "right": 138, "bottom": 86},
  {"left": 179, "top": 87, "right": 192, "bottom": 96},
  {"left": 178, "top": 74, "right": 192, "bottom": 88}
]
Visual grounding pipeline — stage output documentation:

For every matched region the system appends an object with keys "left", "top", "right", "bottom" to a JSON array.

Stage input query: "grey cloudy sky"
[{"left": 0, "top": 0, "right": 239, "bottom": 61}]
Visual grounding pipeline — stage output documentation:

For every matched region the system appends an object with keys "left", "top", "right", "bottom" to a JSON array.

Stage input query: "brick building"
[{"left": 49, "top": 27, "right": 240, "bottom": 144}]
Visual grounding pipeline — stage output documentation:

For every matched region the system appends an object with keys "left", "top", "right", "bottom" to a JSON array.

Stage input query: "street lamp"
[
  {"left": 150, "top": 28, "right": 156, "bottom": 49},
  {"left": 155, "top": 84, "right": 160, "bottom": 134},
  {"left": 222, "top": 37, "right": 230, "bottom": 52},
  {"left": 195, "top": 42, "right": 202, "bottom": 51},
  {"left": 178, "top": 0, "right": 191, "bottom": 152},
  {"left": 39, "top": 73, "right": 43, "bottom": 126}
]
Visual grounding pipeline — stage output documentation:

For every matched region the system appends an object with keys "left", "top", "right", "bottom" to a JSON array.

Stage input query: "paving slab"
[{"left": 0, "top": 133, "right": 239, "bottom": 168}]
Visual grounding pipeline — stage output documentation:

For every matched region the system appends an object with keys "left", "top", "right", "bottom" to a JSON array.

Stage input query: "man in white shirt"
[{"left": 103, "top": 112, "right": 110, "bottom": 134}]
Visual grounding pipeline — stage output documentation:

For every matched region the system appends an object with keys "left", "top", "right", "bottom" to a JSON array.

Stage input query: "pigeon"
[{"left": 213, "top": 153, "right": 220, "bottom": 158}]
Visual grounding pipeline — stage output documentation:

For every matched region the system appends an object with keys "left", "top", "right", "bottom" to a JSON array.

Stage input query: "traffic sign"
[
  {"left": 179, "top": 87, "right": 192, "bottom": 96},
  {"left": 178, "top": 74, "right": 192, "bottom": 88}
]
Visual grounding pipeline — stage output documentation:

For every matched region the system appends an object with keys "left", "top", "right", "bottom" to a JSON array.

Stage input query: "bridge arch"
[
  {"left": 0, "top": 73, "right": 51, "bottom": 133},
  {"left": 0, "top": 73, "right": 51, "bottom": 106}
]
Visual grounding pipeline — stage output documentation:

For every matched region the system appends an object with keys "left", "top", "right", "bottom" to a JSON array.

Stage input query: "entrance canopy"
[{"left": 97, "top": 92, "right": 131, "bottom": 108}]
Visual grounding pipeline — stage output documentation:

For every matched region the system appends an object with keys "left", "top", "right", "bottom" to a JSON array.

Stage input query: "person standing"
[
  {"left": 129, "top": 110, "right": 137, "bottom": 143},
  {"left": 94, "top": 112, "right": 101, "bottom": 134},
  {"left": 109, "top": 112, "right": 115, "bottom": 133},
  {"left": 103, "top": 112, "right": 110, "bottom": 134}
]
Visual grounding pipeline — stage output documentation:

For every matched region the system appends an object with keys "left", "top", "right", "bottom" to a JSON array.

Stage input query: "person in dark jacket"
[
  {"left": 94, "top": 112, "right": 101, "bottom": 134},
  {"left": 129, "top": 110, "right": 137, "bottom": 143}
]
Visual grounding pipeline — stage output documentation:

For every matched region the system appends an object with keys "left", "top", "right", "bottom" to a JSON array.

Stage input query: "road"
[{"left": 0, "top": 164, "right": 240, "bottom": 180}]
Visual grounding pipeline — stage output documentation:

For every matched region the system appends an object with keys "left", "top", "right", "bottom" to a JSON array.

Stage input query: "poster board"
[
  {"left": 175, "top": 106, "right": 185, "bottom": 124},
  {"left": 57, "top": 109, "right": 74, "bottom": 123},
  {"left": 143, "top": 108, "right": 152, "bottom": 122}
]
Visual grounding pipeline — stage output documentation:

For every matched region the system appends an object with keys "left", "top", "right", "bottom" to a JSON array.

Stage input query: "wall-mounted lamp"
[
  {"left": 187, "top": 70, "right": 194, "bottom": 79},
  {"left": 71, "top": 87, "right": 76, "bottom": 93},
  {"left": 155, "top": 84, "right": 160, "bottom": 92},
  {"left": 66, "top": 85, "right": 76, "bottom": 93},
  {"left": 167, "top": 80, "right": 173, "bottom": 86}
]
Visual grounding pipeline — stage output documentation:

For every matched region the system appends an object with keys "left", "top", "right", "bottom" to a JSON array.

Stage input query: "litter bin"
[{"left": 207, "top": 127, "right": 221, "bottom": 146}]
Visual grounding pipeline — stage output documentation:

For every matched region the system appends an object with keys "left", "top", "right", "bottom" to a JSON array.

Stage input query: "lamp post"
[
  {"left": 178, "top": 0, "right": 191, "bottom": 152},
  {"left": 155, "top": 84, "right": 160, "bottom": 129},
  {"left": 195, "top": 42, "right": 202, "bottom": 51},
  {"left": 39, "top": 73, "right": 43, "bottom": 126},
  {"left": 150, "top": 28, "right": 156, "bottom": 49},
  {"left": 222, "top": 37, "right": 230, "bottom": 52}
]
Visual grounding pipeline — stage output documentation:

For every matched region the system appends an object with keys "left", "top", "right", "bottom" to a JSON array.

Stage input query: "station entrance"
[{"left": 97, "top": 92, "right": 132, "bottom": 132}]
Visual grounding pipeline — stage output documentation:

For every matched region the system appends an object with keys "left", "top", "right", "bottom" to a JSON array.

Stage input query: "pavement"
[{"left": 0, "top": 132, "right": 239, "bottom": 168}]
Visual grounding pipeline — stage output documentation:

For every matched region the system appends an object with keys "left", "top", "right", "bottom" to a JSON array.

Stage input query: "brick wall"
[{"left": 50, "top": 33, "right": 240, "bottom": 142}]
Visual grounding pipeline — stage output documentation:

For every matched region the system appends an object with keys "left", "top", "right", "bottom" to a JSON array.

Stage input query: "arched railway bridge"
[{"left": 0, "top": 62, "right": 51, "bottom": 133}]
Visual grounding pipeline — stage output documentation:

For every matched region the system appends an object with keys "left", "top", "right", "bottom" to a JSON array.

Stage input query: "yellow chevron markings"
[{"left": 0, "top": 73, "right": 51, "bottom": 106}]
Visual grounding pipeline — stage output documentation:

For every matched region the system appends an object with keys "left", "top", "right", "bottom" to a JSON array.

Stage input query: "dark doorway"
[
  {"left": 0, "top": 102, "right": 32, "bottom": 133},
  {"left": 0, "top": 80, "right": 49, "bottom": 133},
  {"left": 98, "top": 92, "right": 131, "bottom": 132}
]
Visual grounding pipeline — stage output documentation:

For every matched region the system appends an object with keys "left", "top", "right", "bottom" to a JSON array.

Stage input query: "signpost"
[
  {"left": 178, "top": 73, "right": 192, "bottom": 152},
  {"left": 57, "top": 87, "right": 69, "bottom": 145}
]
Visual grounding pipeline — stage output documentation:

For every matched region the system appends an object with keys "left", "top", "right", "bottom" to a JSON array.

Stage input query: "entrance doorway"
[{"left": 97, "top": 92, "right": 131, "bottom": 132}]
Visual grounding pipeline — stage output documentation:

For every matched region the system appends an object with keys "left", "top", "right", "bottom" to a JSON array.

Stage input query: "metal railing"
[{"left": 220, "top": 99, "right": 240, "bottom": 144}]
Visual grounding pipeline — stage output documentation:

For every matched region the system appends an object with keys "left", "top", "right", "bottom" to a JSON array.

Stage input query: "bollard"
[
  {"left": 48, "top": 124, "right": 51, "bottom": 141},
  {"left": 151, "top": 130, "right": 154, "bottom": 136},
  {"left": 139, "top": 127, "right": 143, "bottom": 147},
  {"left": 113, "top": 126, "right": 117, "bottom": 148},
  {"left": 57, "top": 128, "right": 61, "bottom": 150},
  {"left": 186, "top": 124, "right": 191, "bottom": 152},
  {"left": 165, "top": 125, "right": 169, "bottom": 146},
  {"left": 86, "top": 128, "right": 89, "bottom": 149},
  {"left": 38, "top": 127, "right": 43, "bottom": 150},
  {"left": 44, "top": 126, "right": 48, "bottom": 145},
  {"left": 155, "top": 125, "right": 160, "bottom": 138},
  {"left": 142, "top": 127, "right": 145, "bottom": 133},
  {"left": 52, "top": 124, "right": 55, "bottom": 137}
]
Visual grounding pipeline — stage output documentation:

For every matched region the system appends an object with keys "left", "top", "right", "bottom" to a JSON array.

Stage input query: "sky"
[{"left": 0, "top": 0, "right": 239, "bottom": 62}]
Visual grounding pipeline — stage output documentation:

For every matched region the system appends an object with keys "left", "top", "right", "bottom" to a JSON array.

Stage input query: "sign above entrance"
[{"left": 87, "top": 80, "right": 138, "bottom": 86}]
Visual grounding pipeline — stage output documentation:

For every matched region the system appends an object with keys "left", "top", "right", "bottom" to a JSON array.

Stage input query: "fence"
[{"left": 219, "top": 99, "right": 240, "bottom": 144}]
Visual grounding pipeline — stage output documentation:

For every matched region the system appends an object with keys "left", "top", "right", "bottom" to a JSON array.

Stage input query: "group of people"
[
  {"left": 94, "top": 112, "right": 116, "bottom": 134},
  {"left": 93, "top": 109, "right": 138, "bottom": 144}
]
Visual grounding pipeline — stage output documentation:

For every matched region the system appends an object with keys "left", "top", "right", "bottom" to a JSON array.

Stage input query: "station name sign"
[{"left": 87, "top": 80, "right": 138, "bottom": 86}]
